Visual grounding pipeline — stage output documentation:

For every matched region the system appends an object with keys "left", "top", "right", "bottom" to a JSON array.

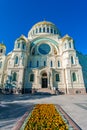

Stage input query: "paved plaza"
[{"left": 0, "top": 94, "right": 87, "bottom": 130}]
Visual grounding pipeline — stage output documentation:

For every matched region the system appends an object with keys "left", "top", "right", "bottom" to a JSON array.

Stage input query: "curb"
[{"left": 12, "top": 112, "right": 29, "bottom": 130}]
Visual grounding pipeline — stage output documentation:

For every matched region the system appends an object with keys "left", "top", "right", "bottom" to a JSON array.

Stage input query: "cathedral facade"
[{"left": 0, "top": 21, "right": 86, "bottom": 94}]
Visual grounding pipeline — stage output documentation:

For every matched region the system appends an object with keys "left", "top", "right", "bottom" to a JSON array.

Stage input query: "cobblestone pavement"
[{"left": 0, "top": 94, "right": 87, "bottom": 130}]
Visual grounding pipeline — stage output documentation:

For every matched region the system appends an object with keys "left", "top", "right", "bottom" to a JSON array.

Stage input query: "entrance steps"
[{"left": 35, "top": 88, "right": 55, "bottom": 95}]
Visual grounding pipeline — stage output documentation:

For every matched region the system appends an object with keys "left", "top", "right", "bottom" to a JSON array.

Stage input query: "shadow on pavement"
[
  {"left": 0, "top": 93, "right": 53, "bottom": 102},
  {"left": 0, "top": 94, "right": 55, "bottom": 129},
  {"left": 0, "top": 103, "right": 34, "bottom": 129}
]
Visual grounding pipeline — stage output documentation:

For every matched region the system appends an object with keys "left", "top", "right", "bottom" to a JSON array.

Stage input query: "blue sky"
[{"left": 0, "top": 0, "right": 87, "bottom": 54}]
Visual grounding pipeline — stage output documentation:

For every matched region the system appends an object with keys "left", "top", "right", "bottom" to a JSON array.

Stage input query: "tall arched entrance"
[{"left": 41, "top": 72, "right": 48, "bottom": 88}]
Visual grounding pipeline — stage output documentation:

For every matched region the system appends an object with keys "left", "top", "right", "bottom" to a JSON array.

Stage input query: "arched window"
[
  {"left": 51, "top": 28, "right": 53, "bottom": 33},
  {"left": 17, "top": 43, "right": 20, "bottom": 48},
  {"left": 37, "top": 61, "right": 39, "bottom": 67},
  {"left": 47, "top": 28, "right": 49, "bottom": 33},
  {"left": 54, "top": 30, "right": 56, "bottom": 34},
  {"left": 43, "top": 27, "right": 45, "bottom": 32},
  {"left": 30, "top": 74, "right": 34, "bottom": 82},
  {"left": 56, "top": 74, "right": 60, "bottom": 82},
  {"left": 32, "top": 48, "right": 35, "bottom": 55},
  {"left": 58, "top": 61, "right": 60, "bottom": 67},
  {"left": 69, "top": 42, "right": 71, "bottom": 48},
  {"left": 12, "top": 72, "right": 17, "bottom": 81},
  {"left": 71, "top": 56, "right": 74, "bottom": 64},
  {"left": 0, "top": 61, "right": 2, "bottom": 68},
  {"left": 22, "top": 43, "right": 26, "bottom": 50},
  {"left": 72, "top": 72, "right": 76, "bottom": 81},
  {"left": 44, "top": 61, "right": 46, "bottom": 66},
  {"left": 15, "top": 56, "right": 18, "bottom": 64},
  {"left": 50, "top": 61, "right": 53, "bottom": 67},
  {"left": 39, "top": 28, "right": 41, "bottom": 33}
]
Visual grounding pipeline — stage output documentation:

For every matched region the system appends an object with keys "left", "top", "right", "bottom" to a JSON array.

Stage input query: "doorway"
[
  {"left": 42, "top": 78, "right": 48, "bottom": 88},
  {"left": 41, "top": 72, "right": 48, "bottom": 88}
]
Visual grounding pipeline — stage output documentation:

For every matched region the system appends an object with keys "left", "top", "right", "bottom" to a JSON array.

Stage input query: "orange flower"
[{"left": 24, "top": 104, "right": 68, "bottom": 130}]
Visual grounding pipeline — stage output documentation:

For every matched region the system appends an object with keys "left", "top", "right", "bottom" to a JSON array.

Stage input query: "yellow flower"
[{"left": 24, "top": 104, "right": 69, "bottom": 130}]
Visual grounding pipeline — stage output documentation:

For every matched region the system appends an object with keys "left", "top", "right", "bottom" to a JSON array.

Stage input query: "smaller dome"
[
  {"left": 61, "top": 35, "right": 73, "bottom": 42},
  {"left": 28, "top": 20, "right": 61, "bottom": 37},
  {"left": 16, "top": 35, "right": 27, "bottom": 43},
  {"left": 0, "top": 43, "right": 6, "bottom": 49}
]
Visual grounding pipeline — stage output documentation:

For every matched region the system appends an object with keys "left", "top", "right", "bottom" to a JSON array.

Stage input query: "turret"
[{"left": 0, "top": 43, "right": 6, "bottom": 56}]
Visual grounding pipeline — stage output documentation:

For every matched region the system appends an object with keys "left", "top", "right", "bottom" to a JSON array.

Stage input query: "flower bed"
[{"left": 24, "top": 104, "right": 68, "bottom": 130}]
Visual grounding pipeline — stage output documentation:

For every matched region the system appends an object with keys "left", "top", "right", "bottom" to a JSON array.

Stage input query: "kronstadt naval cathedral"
[{"left": 0, "top": 21, "right": 86, "bottom": 94}]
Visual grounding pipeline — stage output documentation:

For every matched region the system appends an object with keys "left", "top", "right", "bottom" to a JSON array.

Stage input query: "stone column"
[{"left": 64, "top": 69, "right": 71, "bottom": 94}]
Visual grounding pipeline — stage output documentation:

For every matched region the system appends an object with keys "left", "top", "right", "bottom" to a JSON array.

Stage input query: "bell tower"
[{"left": 0, "top": 43, "right": 6, "bottom": 56}]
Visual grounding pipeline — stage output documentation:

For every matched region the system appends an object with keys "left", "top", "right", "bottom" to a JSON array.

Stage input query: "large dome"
[
  {"left": 33, "top": 21, "right": 56, "bottom": 27},
  {"left": 28, "top": 20, "right": 61, "bottom": 37}
]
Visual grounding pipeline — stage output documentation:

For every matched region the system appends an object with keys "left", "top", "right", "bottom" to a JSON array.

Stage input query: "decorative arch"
[
  {"left": 30, "top": 37, "right": 59, "bottom": 49},
  {"left": 40, "top": 70, "right": 48, "bottom": 76},
  {"left": 30, "top": 38, "right": 59, "bottom": 56},
  {"left": 42, "top": 72, "right": 47, "bottom": 77}
]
